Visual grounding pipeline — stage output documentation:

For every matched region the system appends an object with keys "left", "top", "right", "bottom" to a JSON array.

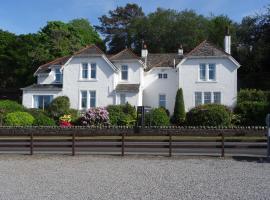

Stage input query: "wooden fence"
[{"left": 0, "top": 126, "right": 267, "bottom": 157}]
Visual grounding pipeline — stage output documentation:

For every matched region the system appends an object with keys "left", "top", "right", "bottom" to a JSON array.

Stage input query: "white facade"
[{"left": 22, "top": 41, "right": 240, "bottom": 115}]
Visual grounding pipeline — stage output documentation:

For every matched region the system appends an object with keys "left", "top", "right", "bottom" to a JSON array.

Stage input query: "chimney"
[
  {"left": 141, "top": 44, "right": 148, "bottom": 58},
  {"left": 178, "top": 45, "right": 183, "bottom": 56},
  {"left": 224, "top": 26, "right": 231, "bottom": 54}
]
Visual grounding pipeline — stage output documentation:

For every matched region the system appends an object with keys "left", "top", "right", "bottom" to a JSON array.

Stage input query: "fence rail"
[{"left": 0, "top": 126, "right": 267, "bottom": 157}]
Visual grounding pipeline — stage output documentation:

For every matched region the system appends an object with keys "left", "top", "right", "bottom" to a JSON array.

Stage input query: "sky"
[{"left": 0, "top": 0, "right": 269, "bottom": 35}]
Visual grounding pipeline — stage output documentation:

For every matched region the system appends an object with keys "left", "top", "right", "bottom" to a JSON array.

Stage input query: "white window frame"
[
  {"left": 33, "top": 95, "right": 53, "bottom": 110},
  {"left": 195, "top": 92, "right": 202, "bottom": 106},
  {"left": 89, "top": 90, "right": 96, "bottom": 108},
  {"left": 213, "top": 92, "right": 221, "bottom": 104},
  {"left": 198, "top": 63, "right": 217, "bottom": 82},
  {"left": 80, "top": 90, "right": 88, "bottom": 110},
  {"left": 79, "top": 90, "right": 97, "bottom": 109},
  {"left": 54, "top": 67, "right": 62, "bottom": 83},
  {"left": 204, "top": 92, "right": 212, "bottom": 104},
  {"left": 208, "top": 64, "right": 216, "bottom": 81},
  {"left": 81, "top": 63, "right": 89, "bottom": 79},
  {"left": 163, "top": 73, "right": 168, "bottom": 79},
  {"left": 90, "top": 63, "right": 97, "bottom": 79},
  {"left": 121, "top": 65, "right": 128, "bottom": 81},
  {"left": 159, "top": 94, "right": 166, "bottom": 108},
  {"left": 194, "top": 91, "right": 222, "bottom": 106}
]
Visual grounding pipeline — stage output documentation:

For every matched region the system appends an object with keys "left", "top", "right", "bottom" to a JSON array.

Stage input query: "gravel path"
[{"left": 0, "top": 155, "right": 269, "bottom": 200}]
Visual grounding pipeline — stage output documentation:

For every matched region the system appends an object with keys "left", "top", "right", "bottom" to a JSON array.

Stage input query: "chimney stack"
[
  {"left": 178, "top": 45, "right": 183, "bottom": 56},
  {"left": 224, "top": 26, "right": 231, "bottom": 54},
  {"left": 141, "top": 44, "right": 148, "bottom": 58}
]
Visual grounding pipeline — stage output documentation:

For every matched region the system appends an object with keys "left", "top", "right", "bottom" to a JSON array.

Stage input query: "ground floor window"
[
  {"left": 195, "top": 91, "right": 221, "bottom": 106},
  {"left": 80, "top": 90, "right": 96, "bottom": 109},
  {"left": 33, "top": 95, "right": 53, "bottom": 110},
  {"left": 159, "top": 94, "right": 166, "bottom": 108},
  {"left": 120, "top": 93, "right": 126, "bottom": 105},
  {"left": 89, "top": 91, "right": 96, "bottom": 108}
]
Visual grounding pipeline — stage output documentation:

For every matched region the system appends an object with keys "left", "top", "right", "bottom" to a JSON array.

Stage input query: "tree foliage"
[{"left": 172, "top": 88, "right": 186, "bottom": 125}]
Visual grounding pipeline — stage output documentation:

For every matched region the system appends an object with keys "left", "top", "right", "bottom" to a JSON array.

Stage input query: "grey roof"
[
  {"left": 74, "top": 44, "right": 104, "bottom": 57},
  {"left": 35, "top": 56, "right": 71, "bottom": 74},
  {"left": 21, "top": 84, "right": 63, "bottom": 91},
  {"left": 110, "top": 49, "right": 140, "bottom": 61},
  {"left": 115, "top": 84, "right": 140, "bottom": 93},
  {"left": 144, "top": 53, "right": 183, "bottom": 71},
  {"left": 187, "top": 40, "right": 229, "bottom": 57}
]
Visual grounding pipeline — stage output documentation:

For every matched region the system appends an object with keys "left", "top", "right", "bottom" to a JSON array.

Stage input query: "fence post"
[
  {"left": 30, "top": 131, "right": 33, "bottom": 155},
  {"left": 221, "top": 133, "right": 225, "bottom": 157},
  {"left": 169, "top": 133, "right": 172, "bottom": 157},
  {"left": 72, "top": 132, "right": 75, "bottom": 156},
  {"left": 121, "top": 132, "right": 125, "bottom": 156}
]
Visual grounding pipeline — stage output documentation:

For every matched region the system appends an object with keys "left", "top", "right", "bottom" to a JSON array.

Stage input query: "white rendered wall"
[
  {"left": 178, "top": 57, "right": 237, "bottom": 111},
  {"left": 143, "top": 68, "right": 178, "bottom": 115}
]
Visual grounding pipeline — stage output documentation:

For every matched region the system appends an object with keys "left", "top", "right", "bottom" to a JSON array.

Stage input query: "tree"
[
  {"left": 95, "top": 3, "right": 145, "bottom": 53},
  {"left": 172, "top": 88, "right": 186, "bottom": 125}
]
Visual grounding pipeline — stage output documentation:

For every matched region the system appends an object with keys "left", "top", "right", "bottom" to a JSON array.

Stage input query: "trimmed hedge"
[
  {"left": 107, "top": 103, "right": 136, "bottom": 126},
  {"left": 27, "top": 109, "right": 56, "bottom": 126},
  {"left": 234, "top": 101, "right": 270, "bottom": 125},
  {"left": 4, "top": 111, "right": 34, "bottom": 126},
  {"left": 47, "top": 96, "right": 70, "bottom": 120},
  {"left": 186, "top": 104, "right": 232, "bottom": 126},
  {"left": 145, "top": 108, "right": 170, "bottom": 126},
  {"left": 172, "top": 88, "right": 185, "bottom": 125}
]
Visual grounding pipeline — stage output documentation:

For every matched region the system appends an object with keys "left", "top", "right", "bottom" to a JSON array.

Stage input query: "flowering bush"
[
  {"left": 59, "top": 114, "right": 72, "bottom": 127},
  {"left": 81, "top": 107, "right": 109, "bottom": 126}
]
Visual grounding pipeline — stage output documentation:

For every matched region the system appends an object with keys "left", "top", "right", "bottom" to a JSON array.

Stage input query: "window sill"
[
  {"left": 196, "top": 80, "right": 217, "bottom": 83},
  {"left": 78, "top": 79, "right": 98, "bottom": 82}
]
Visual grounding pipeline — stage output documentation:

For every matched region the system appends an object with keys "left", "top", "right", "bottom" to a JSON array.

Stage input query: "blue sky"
[{"left": 0, "top": 0, "right": 269, "bottom": 34}]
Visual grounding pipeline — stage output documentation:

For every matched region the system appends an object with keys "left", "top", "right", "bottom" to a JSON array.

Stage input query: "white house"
[{"left": 22, "top": 33, "right": 240, "bottom": 114}]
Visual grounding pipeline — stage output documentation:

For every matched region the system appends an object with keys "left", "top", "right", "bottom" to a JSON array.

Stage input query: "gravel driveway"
[{"left": 0, "top": 155, "right": 269, "bottom": 200}]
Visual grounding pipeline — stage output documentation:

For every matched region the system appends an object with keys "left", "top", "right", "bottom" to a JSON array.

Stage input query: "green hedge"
[
  {"left": 234, "top": 101, "right": 270, "bottom": 125},
  {"left": 107, "top": 103, "right": 136, "bottom": 126},
  {"left": 4, "top": 111, "right": 34, "bottom": 126},
  {"left": 186, "top": 104, "right": 232, "bottom": 126},
  {"left": 237, "top": 89, "right": 267, "bottom": 103},
  {"left": 47, "top": 96, "right": 70, "bottom": 120},
  {"left": 145, "top": 108, "right": 170, "bottom": 126},
  {"left": 27, "top": 109, "right": 55, "bottom": 126}
]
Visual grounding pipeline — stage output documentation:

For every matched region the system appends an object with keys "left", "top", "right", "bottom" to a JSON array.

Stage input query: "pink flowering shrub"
[{"left": 81, "top": 107, "right": 109, "bottom": 126}]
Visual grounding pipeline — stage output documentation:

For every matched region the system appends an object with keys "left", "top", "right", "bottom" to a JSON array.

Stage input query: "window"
[
  {"left": 121, "top": 65, "right": 128, "bottom": 80},
  {"left": 159, "top": 94, "right": 166, "bottom": 108},
  {"left": 213, "top": 92, "right": 221, "bottom": 104},
  {"left": 209, "top": 64, "right": 216, "bottom": 81},
  {"left": 158, "top": 73, "right": 163, "bottom": 79},
  {"left": 163, "top": 73, "right": 168, "bottom": 79},
  {"left": 33, "top": 95, "right": 53, "bottom": 110},
  {"left": 81, "top": 91, "right": 87, "bottom": 109},
  {"left": 120, "top": 93, "right": 126, "bottom": 105},
  {"left": 82, "top": 63, "right": 88, "bottom": 79},
  {"left": 195, "top": 92, "right": 202, "bottom": 106},
  {"left": 199, "top": 64, "right": 206, "bottom": 81},
  {"left": 91, "top": 63, "right": 96, "bottom": 79},
  {"left": 55, "top": 68, "right": 62, "bottom": 83},
  {"left": 204, "top": 92, "right": 212, "bottom": 104},
  {"left": 89, "top": 91, "right": 96, "bottom": 108}
]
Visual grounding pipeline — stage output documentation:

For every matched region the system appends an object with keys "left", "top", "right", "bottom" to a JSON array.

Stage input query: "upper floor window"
[
  {"left": 158, "top": 73, "right": 163, "bottom": 79},
  {"left": 90, "top": 63, "right": 96, "bottom": 79},
  {"left": 199, "top": 63, "right": 216, "bottom": 81},
  {"left": 159, "top": 94, "right": 166, "bottom": 108},
  {"left": 158, "top": 73, "right": 168, "bottom": 79},
  {"left": 82, "top": 63, "right": 88, "bottom": 79},
  {"left": 55, "top": 68, "right": 62, "bottom": 83},
  {"left": 120, "top": 93, "right": 126, "bottom": 105},
  {"left": 209, "top": 64, "right": 216, "bottom": 81},
  {"left": 121, "top": 65, "right": 128, "bottom": 80},
  {"left": 199, "top": 64, "right": 206, "bottom": 81},
  {"left": 33, "top": 95, "right": 53, "bottom": 110},
  {"left": 163, "top": 73, "right": 168, "bottom": 79}
]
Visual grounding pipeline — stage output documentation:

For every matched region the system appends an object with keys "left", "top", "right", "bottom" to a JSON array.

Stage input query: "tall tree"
[
  {"left": 95, "top": 3, "right": 145, "bottom": 53},
  {"left": 172, "top": 88, "right": 186, "bottom": 125}
]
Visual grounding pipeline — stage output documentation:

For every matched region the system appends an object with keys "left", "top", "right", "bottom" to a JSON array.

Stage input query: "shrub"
[
  {"left": 0, "top": 100, "right": 25, "bottom": 113},
  {"left": 172, "top": 88, "right": 186, "bottom": 125},
  {"left": 59, "top": 114, "right": 72, "bottom": 127},
  {"left": 145, "top": 108, "right": 170, "bottom": 126},
  {"left": 234, "top": 101, "right": 270, "bottom": 125},
  {"left": 237, "top": 89, "right": 267, "bottom": 103},
  {"left": 107, "top": 103, "right": 137, "bottom": 126},
  {"left": 4, "top": 111, "right": 34, "bottom": 126},
  {"left": 27, "top": 109, "right": 55, "bottom": 126},
  {"left": 186, "top": 104, "right": 232, "bottom": 126},
  {"left": 47, "top": 96, "right": 70, "bottom": 120},
  {"left": 67, "top": 109, "right": 80, "bottom": 123},
  {"left": 81, "top": 107, "right": 109, "bottom": 126}
]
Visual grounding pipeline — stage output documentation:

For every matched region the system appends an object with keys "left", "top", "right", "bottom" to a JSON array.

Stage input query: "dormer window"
[
  {"left": 121, "top": 65, "right": 128, "bottom": 80},
  {"left": 55, "top": 68, "right": 62, "bottom": 83}
]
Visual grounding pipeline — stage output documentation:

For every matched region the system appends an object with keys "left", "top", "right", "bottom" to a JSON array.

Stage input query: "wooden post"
[
  {"left": 169, "top": 133, "right": 172, "bottom": 157},
  {"left": 121, "top": 133, "right": 125, "bottom": 156},
  {"left": 221, "top": 133, "right": 225, "bottom": 157},
  {"left": 72, "top": 132, "right": 75, "bottom": 156},
  {"left": 30, "top": 132, "right": 33, "bottom": 155}
]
